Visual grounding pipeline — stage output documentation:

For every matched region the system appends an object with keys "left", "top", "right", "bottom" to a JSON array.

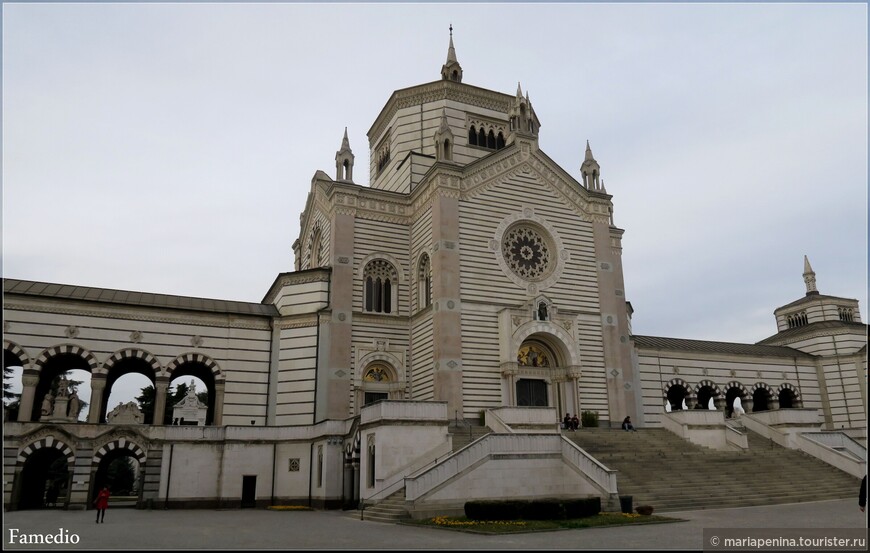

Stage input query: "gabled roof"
[
  {"left": 3, "top": 278, "right": 278, "bottom": 317},
  {"left": 632, "top": 335, "right": 815, "bottom": 358},
  {"left": 756, "top": 320, "right": 868, "bottom": 345}
]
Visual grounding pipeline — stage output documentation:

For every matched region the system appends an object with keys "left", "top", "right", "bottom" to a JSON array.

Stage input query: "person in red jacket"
[{"left": 94, "top": 486, "right": 110, "bottom": 523}]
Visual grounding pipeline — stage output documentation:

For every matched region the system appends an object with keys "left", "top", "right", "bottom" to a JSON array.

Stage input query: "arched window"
[
  {"left": 468, "top": 126, "right": 477, "bottom": 146},
  {"left": 363, "top": 259, "right": 398, "bottom": 314},
  {"left": 838, "top": 307, "right": 854, "bottom": 322},
  {"left": 496, "top": 132, "right": 505, "bottom": 149},
  {"left": 487, "top": 130, "right": 496, "bottom": 149},
  {"left": 418, "top": 254, "right": 432, "bottom": 310},
  {"left": 478, "top": 127, "right": 486, "bottom": 146},
  {"left": 517, "top": 341, "right": 554, "bottom": 368},
  {"left": 443, "top": 139, "right": 451, "bottom": 160}
]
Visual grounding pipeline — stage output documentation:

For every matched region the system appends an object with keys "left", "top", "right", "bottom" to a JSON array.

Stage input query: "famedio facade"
[{"left": 3, "top": 36, "right": 866, "bottom": 514}]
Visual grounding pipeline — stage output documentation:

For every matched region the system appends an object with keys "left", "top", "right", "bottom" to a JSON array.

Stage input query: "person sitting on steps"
[{"left": 622, "top": 416, "right": 637, "bottom": 432}]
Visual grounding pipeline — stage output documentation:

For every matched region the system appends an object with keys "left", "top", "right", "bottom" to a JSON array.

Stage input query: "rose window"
[{"left": 502, "top": 226, "right": 552, "bottom": 280}]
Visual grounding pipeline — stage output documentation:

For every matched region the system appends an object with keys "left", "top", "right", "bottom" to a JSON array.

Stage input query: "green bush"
[
  {"left": 581, "top": 410, "right": 599, "bottom": 428},
  {"left": 465, "top": 497, "right": 601, "bottom": 520}
]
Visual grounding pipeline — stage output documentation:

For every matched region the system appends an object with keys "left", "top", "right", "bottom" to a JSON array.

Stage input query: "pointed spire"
[
  {"left": 441, "top": 24, "right": 463, "bottom": 82},
  {"left": 803, "top": 255, "right": 818, "bottom": 295},
  {"left": 516, "top": 82, "right": 523, "bottom": 98},
  {"left": 584, "top": 140, "right": 595, "bottom": 161},
  {"left": 581, "top": 140, "right": 602, "bottom": 191},
  {"left": 335, "top": 127, "right": 354, "bottom": 181},
  {"left": 338, "top": 127, "right": 351, "bottom": 153},
  {"left": 446, "top": 24, "right": 457, "bottom": 63},
  {"left": 438, "top": 109, "right": 451, "bottom": 133}
]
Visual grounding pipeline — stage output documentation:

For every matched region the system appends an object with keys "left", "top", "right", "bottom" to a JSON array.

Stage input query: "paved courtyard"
[{"left": 4, "top": 499, "right": 867, "bottom": 550}]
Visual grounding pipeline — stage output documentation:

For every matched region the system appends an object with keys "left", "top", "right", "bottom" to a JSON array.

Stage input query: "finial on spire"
[
  {"left": 516, "top": 82, "right": 523, "bottom": 98},
  {"left": 341, "top": 127, "right": 350, "bottom": 150},
  {"left": 803, "top": 255, "right": 818, "bottom": 295},
  {"left": 449, "top": 23, "right": 453, "bottom": 38}
]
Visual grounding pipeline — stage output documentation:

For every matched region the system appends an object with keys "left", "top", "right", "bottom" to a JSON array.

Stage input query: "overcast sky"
[{"left": 3, "top": 3, "right": 867, "bottom": 405}]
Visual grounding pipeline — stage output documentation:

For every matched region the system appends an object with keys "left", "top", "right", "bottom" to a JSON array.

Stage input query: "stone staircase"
[
  {"left": 565, "top": 427, "right": 861, "bottom": 512},
  {"left": 360, "top": 425, "right": 493, "bottom": 523},
  {"left": 360, "top": 488, "right": 409, "bottom": 523},
  {"left": 448, "top": 423, "right": 492, "bottom": 451}
]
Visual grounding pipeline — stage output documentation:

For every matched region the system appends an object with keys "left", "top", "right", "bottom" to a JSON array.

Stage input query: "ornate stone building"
[{"left": 3, "top": 34, "right": 866, "bottom": 513}]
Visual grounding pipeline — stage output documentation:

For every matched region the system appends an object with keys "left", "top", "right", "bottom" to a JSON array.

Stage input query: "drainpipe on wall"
[
  {"left": 307, "top": 443, "right": 314, "bottom": 507},
  {"left": 164, "top": 444, "right": 173, "bottom": 509},
  {"left": 271, "top": 443, "right": 277, "bottom": 506}
]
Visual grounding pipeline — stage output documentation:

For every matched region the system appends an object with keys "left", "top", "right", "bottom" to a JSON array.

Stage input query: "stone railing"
[
  {"left": 746, "top": 408, "right": 822, "bottom": 428},
  {"left": 560, "top": 437, "right": 618, "bottom": 495},
  {"left": 724, "top": 423, "right": 749, "bottom": 450},
  {"left": 406, "top": 434, "right": 561, "bottom": 501},
  {"left": 796, "top": 433, "right": 867, "bottom": 478},
  {"left": 485, "top": 407, "right": 560, "bottom": 434},
  {"left": 360, "top": 400, "right": 448, "bottom": 425},
  {"left": 363, "top": 440, "right": 454, "bottom": 504},
  {"left": 661, "top": 410, "right": 729, "bottom": 450}
]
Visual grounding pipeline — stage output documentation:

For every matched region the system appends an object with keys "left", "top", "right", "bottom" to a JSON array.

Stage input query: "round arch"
[
  {"left": 511, "top": 321, "right": 579, "bottom": 368},
  {"left": 34, "top": 344, "right": 99, "bottom": 374},
  {"left": 30, "top": 344, "right": 99, "bottom": 422},
  {"left": 16, "top": 436, "right": 76, "bottom": 510},
  {"left": 724, "top": 381, "right": 750, "bottom": 418},
  {"left": 356, "top": 252, "right": 407, "bottom": 284},
  {"left": 355, "top": 353, "right": 403, "bottom": 412},
  {"left": 100, "top": 348, "right": 162, "bottom": 377},
  {"left": 750, "top": 382, "right": 775, "bottom": 412},
  {"left": 165, "top": 353, "right": 223, "bottom": 425},
  {"left": 664, "top": 378, "right": 691, "bottom": 411},
  {"left": 4, "top": 340, "right": 31, "bottom": 368},
  {"left": 693, "top": 379, "right": 723, "bottom": 410},
  {"left": 777, "top": 383, "right": 802, "bottom": 408}
]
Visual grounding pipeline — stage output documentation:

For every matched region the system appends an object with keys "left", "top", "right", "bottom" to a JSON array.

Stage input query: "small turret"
[
  {"left": 581, "top": 140, "right": 602, "bottom": 191},
  {"left": 433, "top": 109, "right": 454, "bottom": 161},
  {"left": 335, "top": 127, "right": 354, "bottom": 182}
]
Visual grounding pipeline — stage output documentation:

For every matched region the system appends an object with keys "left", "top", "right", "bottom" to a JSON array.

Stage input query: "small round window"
[{"left": 501, "top": 225, "right": 553, "bottom": 281}]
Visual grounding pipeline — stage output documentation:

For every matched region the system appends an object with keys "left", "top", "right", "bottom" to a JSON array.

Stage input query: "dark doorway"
[
  {"left": 667, "top": 385, "right": 688, "bottom": 411},
  {"left": 696, "top": 387, "right": 716, "bottom": 410},
  {"left": 752, "top": 388, "right": 770, "bottom": 412},
  {"left": 18, "top": 449, "right": 69, "bottom": 510},
  {"left": 241, "top": 475, "right": 256, "bottom": 508},
  {"left": 364, "top": 392, "right": 388, "bottom": 406},
  {"left": 516, "top": 379, "right": 548, "bottom": 407}
]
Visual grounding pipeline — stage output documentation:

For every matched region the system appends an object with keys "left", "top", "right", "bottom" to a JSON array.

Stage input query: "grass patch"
[{"left": 405, "top": 512, "right": 681, "bottom": 534}]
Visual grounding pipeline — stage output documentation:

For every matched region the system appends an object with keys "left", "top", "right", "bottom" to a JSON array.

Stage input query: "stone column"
[
  {"left": 769, "top": 396, "right": 780, "bottom": 410},
  {"left": 213, "top": 381, "right": 225, "bottom": 426},
  {"left": 16, "top": 371, "right": 39, "bottom": 422},
  {"left": 152, "top": 377, "right": 170, "bottom": 425},
  {"left": 743, "top": 397, "right": 754, "bottom": 413},
  {"left": 714, "top": 396, "right": 726, "bottom": 411},
  {"left": 88, "top": 375, "right": 107, "bottom": 424},
  {"left": 685, "top": 396, "right": 698, "bottom": 410}
]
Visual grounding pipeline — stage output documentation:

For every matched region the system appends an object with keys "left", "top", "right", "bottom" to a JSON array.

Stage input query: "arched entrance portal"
[
  {"left": 92, "top": 450, "right": 141, "bottom": 506},
  {"left": 166, "top": 354, "right": 222, "bottom": 425},
  {"left": 515, "top": 341, "right": 556, "bottom": 408},
  {"left": 17, "top": 448, "right": 71, "bottom": 510},
  {"left": 32, "top": 352, "right": 94, "bottom": 422},
  {"left": 725, "top": 384, "right": 749, "bottom": 418}
]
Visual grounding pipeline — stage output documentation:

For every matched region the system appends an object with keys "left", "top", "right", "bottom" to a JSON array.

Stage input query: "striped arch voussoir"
[
  {"left": 35, "top": 344, "right": 99, "bottom": 373},
  {"left": 777, "top": 382, "right": 801, "bottom": 400},
  {"left": 724, "top": 381, "right": 749, "bottom": 396},
  {"left": 18, "top": 436, "right": 75, "bottom": 466},
  {"left": 663, "top": 377, "right": 690, "bottom": 395},
  {"left": 101, "top": 348, "right": 162, "bottom": 377},
  {"left": 3, "top": 340, "right": 30, "bottom": 368},
  {"left": 693, "top": 379, "right": 723, "bottom": 397},
  {"left": 750, "top": 382, "right": 774, "bottom": 394},
  {"left": 92, "top": 438, "right": 147, "bottom": 466},
  {"left": 167, "top": 353, "right": 222, "bottom": 381}
]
